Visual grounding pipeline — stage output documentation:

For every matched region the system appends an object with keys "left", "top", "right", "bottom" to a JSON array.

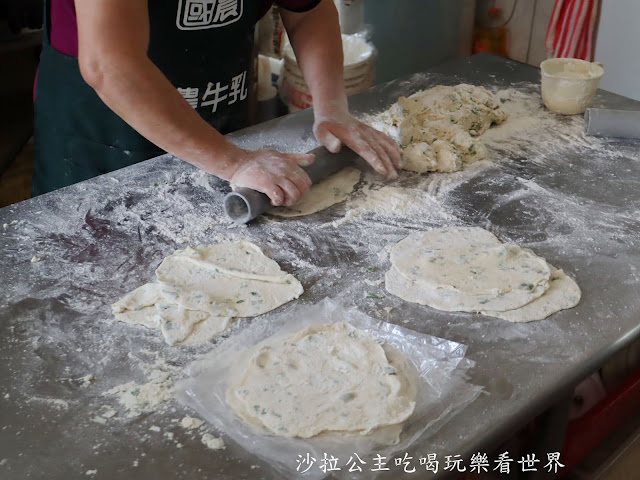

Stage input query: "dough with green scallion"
[
  {"left": 385, "top": 227, "right": 580, "bottom": 321},
  {"left": 112, "top": 240, "right": 303, "bottom": 345},
  {"left": 227, "top": 321, "right": 416, "bottom": 438}
]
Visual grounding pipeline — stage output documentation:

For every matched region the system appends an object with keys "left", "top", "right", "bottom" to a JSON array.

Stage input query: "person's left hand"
[{"left": 313, "top": 110, "right": 402, "bottom": 179}]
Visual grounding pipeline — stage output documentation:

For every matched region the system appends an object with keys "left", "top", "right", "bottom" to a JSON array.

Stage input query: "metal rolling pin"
[
  {"left": 224, "top": 145, "right": 359, "bottom": 224},
  {"left": 585, "top": 108, "right": 640, "bottom": 139}
]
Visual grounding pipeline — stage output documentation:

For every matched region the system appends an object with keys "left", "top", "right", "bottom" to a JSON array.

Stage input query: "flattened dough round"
[
  {"left": 385, "top": 227, "right": 581, "bottom": 321},
  {"left": 227, "top": 322, "right": 416, "bottom": 438},
  {"left": 482, "top": 265, "right": 581, "bottom": 322},
  {"left": 269, "top": 166, "right": 361, "bottom": 217},
  {"left": 389, "top": 227, "right": 550, "bottom": 304},
  {"left": 112, "top": 240, "right": 303, "bottom": 345},
  {"left": 385, "top": 264, "right": 548, "bottom": 312},
  {"left": 155, "top": 240, "right": 303, "bottom": 317}
]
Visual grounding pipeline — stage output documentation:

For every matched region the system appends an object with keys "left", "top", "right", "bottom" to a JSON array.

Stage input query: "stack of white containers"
[
  {"left": 280, "top": 34, "right": 375, "bottom": 112},
  {"left": 256, "top": 1, "right": 376, "bottom": 113}
]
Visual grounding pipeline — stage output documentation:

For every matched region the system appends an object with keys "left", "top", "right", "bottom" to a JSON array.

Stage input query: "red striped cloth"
[{"left": 545, "top": 0, "right": 600, "bottom": 61}]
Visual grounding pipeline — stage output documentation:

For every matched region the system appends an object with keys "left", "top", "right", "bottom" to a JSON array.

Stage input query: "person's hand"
[
  {"left": 227, "top": 147, "right": 315, "bottom": 207},
  {"left": 313, "top": 110, "right": 402, "bottom": 180}
]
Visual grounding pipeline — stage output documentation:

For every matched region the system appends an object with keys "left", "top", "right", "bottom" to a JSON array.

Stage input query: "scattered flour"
[
  {"left": 26, "top": 397, "right": 70, "bottom": 410},
  {"left": 79, "top": 374, "right": 95, "bottom": 388},
  {"left": 180, "top": 416, "right": 204, "bottom": 430},
  {"left": 322, "top": 179, "right": 457, "bottom": 229},
  {"left": 201, "top": 433, "right": 225, "bottom": 450},
  {"left": 100, "top": 407, "right": 117, "bottom": 419},
  {"left": 103, "top": 355, "right": 179, "bottom": 417}
]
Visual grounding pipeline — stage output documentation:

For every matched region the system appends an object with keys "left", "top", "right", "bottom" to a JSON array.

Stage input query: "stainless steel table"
[{"left": 2, "top": 54, "right": 639, "bottom": 480}]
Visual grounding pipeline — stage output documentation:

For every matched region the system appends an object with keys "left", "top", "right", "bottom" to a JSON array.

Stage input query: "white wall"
[
  {"left": 481, "top": 0, "right": 555, "bottom": 66},
  {"left": 489, "top": 0, "right": 536, "bottom": 63},
  {"left": 596, "top": 0, "right": 640, "bottom": 101},
  {"left": 527, "top": 0, "right": 555, "bottom": 66}
]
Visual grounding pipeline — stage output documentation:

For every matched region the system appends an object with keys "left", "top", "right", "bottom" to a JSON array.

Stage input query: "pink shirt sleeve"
[{"left": 49, "top": 0, "right": 79, "bottom": 57}]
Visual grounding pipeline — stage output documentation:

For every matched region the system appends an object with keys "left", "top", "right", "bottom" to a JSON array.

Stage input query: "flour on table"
[
  {"left": 103, "top": 354, "right": 179, "bottom": 417},
  {"left": 227, "top": 321, "right": 416, "bottom": 438},
  {"left": 201, "top": 433, "right": 226, "bottom": 450},
  {"left": 112, "top": 240, "right": 303, "bottom": 345},
  {"left": 269, "top": 166, "right": 362, "bottom": 217},
  {"left": 385, "top": 227, "right": 581, "bottom": 322},
  {"left": 26, "top": 396, "right": 70, "bottom": 410},
  {"left": 104, "top": 367, "right": 174, "bottom": 417},
  {"left": 180, "top": 416, "right": 204, "bottom": 430},
  {"left": 367, "top": 84, "right": 507, "bottom": 173}
]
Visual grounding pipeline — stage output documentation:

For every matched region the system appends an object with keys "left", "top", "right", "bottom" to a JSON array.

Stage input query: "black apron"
[{"left": 32, "top": 0, "right": 259, "bottom": 196}]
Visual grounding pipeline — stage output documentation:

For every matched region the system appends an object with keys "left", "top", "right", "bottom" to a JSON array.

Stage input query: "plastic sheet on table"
[{"left": 176, "top": 298, "right": 483, "bottom": 479}]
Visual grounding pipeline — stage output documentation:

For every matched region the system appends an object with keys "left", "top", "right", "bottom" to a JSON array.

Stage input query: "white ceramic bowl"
[{"left": 540, "top": 58, "right": 604, "bottom": 115}]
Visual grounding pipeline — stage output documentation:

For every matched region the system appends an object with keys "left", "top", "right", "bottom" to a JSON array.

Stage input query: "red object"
[
  {"left": 488, "top": 7, "right": 502, "bottom": 17},
  {"left": 558, "top": 367, "right": 640, "bottom": 475},
  {"left": 473, "top": 39, "right": 489, "bottom": 54},
  {"left": 545, "top": 0, "right": 601, "bottom": 60}
]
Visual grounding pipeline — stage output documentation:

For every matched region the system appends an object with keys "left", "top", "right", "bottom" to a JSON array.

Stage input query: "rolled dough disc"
[
  {"left": 482, "top": 265, "right": 581, "bottom": 322},
  {"left": 227, "top": 321, "right": 416, "bottom": 438},
  {"left": 155, "top": 241, "right": 303, "bottom": 317},
  {"left": 112, "top": 240, "right": 303, "bottom": 345},
  {"left": 385, "top": 227, "right": 580, "bottom": 321},
  {"left": 388, "top": 227, "right": 551, "bottom": 310},
  {"left": 385, "top": 264, "right": 548, "bottom": 312},
  {"left": 269, "top": 166, "right": 361, "bottom": 217}
]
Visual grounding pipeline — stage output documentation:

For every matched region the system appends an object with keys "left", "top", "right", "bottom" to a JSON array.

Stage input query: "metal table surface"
[{"left": 2, "top": 54, "right": 640, "bottom": 480}]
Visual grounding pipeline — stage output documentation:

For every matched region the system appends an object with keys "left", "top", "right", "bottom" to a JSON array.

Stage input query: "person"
[{"left": 32, "top": 0, "right": 401, "bottom": 206}]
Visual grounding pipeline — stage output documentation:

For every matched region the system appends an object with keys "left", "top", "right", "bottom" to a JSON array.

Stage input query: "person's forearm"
[
  {"left": 80, "top": 53, "right": 240, "bottom": 179},
  {"left": 282, "top": 0, "right": 347, "bottom": 116}
]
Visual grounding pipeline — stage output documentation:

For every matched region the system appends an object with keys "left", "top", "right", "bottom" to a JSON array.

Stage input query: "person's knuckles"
[
  {"left": 270, "top": 189, "right": 284, "bottom": 206},
  {"left": 365, "top": 154, "right": 387, "bottom": 174},
  {"left": 292, "top": 173, "right": 311, "bottom": 195},
  {"left": 280, "top": 180, "right": 301, "bottom": 206},
  {"left": 387, "top": 144, "right": 403, "bottom": 168},
  {"left": 291, "top": 168, "right": 311, "bottom": 185},
  {"left": 291, "top": 154, "right": 314, "bottom": 167},
  {"left": 373, "top": 146, "right": 394, "bottom": 175}
]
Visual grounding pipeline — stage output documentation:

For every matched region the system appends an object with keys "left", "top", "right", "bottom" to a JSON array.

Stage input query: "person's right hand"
[{"left": 227, "top": 148, "right": 315, "bottom": 207}]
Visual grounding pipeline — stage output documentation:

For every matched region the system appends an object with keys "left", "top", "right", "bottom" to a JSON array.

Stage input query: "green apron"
[{"left": 33, "top": 0, "right": 258, "bottom": 196}]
